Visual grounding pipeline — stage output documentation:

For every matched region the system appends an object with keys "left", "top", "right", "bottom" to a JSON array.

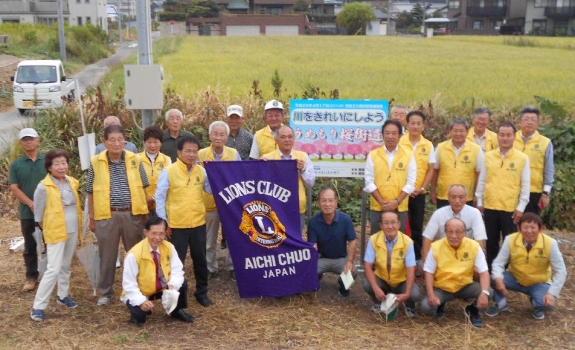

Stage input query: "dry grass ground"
[{"left": 0, "top": 216, "right": 573, "bottom": 349}]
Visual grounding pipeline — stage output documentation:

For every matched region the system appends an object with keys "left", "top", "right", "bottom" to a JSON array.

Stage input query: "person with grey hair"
[
  {"left": 422, "top": 184, "right": 487, "bottom": 263},
  {"left": 225, "top": 104, "right": 253, "bottom": 161},
  {"left": 390, "top": 105, "right": 408, "bottom": 132},
  {"left": 467, "top": 108, "right": 498, "bottom": 152},
  {"left": 161, "top": 108, "right": 196, "bottom": 162},
  {"left": 421, "top": 217, "right": 491, "bottom": 328},
  {"left": 198, "top": 121, "right": 240, "bottom": 280},
  {"left": 514, "top": 106, "right": 555, "bottom": 216},
  {"left": 430, "top": 118, "right": 484, "bottom": 209},
  {"left": 94, "top": 116, "right": 138, "bottom": 154}
]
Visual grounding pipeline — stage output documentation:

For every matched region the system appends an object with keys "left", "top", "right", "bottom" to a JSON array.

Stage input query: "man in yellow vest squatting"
[
  {"left": 249, "top": 99, "right": 285, "bottom": 159},
  {"left": 514, "top": 106, "right": 555, "bottom": 216},
  {"left": 363, "top": 211, "right": 420, "bottom": 318},
  {"left": 421, "top": 217, "right": 491, "bottom": 328},
  {"left": 467, "top": 108, "right": 498, "bottom": 153},
  {"left": 87, "top": 124, "right": 149, "bottom": 307},
  {"left": 431, "top": 118, "right": 483, "bottom": 209},
  {"left": 199, "top": 121, "right": 240, "bottom": 280},
  {"left": 121, "top": 215, "right": 194, "bottom": 324},
  {"left": 155, "top": 135, "right": 213, "bottom": 308},
  {"left": 485, "top": 213, "right": 567, "bottom": 320},
  {"left": 262, "top": 125, "right": 315, "bottom": 232},
  {"left": 475, "top": 122, "right": 530, "bottom": 269},
  {"left": 364, "top": 119, "right": 416, "bottom": 234}
]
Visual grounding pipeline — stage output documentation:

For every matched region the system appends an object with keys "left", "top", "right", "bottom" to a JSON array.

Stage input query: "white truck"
[{"left": 11, "top": 59, "right": 76, "bottom": 115}]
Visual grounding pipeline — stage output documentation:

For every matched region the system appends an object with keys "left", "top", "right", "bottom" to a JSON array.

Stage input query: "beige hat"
[
  {"left": 18, "top": 128, "right": 38, "bottom": 140},
  {"left": 264, "top": 100, "right": 284, "bottom": 111},
  {"left": 227, "top": 105, "right": 243, "bottom": 117},
  {"left": 162, "top": 289, "right": 180, "bottom": 315}
]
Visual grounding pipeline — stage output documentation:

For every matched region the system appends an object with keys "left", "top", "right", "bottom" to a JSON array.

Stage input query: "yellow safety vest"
[
  {"left": 255, "top": 126, "right": 278, "bottom": 156},
  {"left": 369, "top": 145, "right": 413, "bottom": 212},
  {"left": 432, "top": 237, "right": 479, "bottom": 293},
  {"left": 198, "top": 145, "right": 239, "bottom": 212},
  {"left": 514, "top": 131, "right": 550, "bottom": 193},
  {"left": 91, "top": 151, "right": 148, "bottom": 220},
  {"left": 507, "top": 232, "right": 552, "bottom": 287},
  {"left": 400, "top": 131, "right": 433, "bottom": 189},
  {"left": 370, "top": 231, "right": 412, "bottom": 287},
  {"left": 139, "top": 152, "right": 171, "bottom": 208},
  {"left": 165, "top": 160, "right": 206, "bottom": 228},
  {"left": 435, "top": 141, "right": 481, "bottom": 201},
  {"left": 41, "top": 174, "right": 82, "bottom": 244},
  {"left": 123, "top": 238, "right": 173, "bottom": 297},
  {"left": 483, "top": 148, "right": 528, "bottom": 212},
  {"left": 263, "top": 149, "right": 308, "bottom": 214},
  {"left": 467, "top": 127, "right": 498, "bottom": 152}
]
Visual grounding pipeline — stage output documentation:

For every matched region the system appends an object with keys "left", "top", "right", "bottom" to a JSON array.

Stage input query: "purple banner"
[{"left": 204, "top": 160, "right": 319, "bottom": 298}]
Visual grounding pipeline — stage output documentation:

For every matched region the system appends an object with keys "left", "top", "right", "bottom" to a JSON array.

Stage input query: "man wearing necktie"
[{"left": 121, "top": 215, "right": 194, "bottom": 324}]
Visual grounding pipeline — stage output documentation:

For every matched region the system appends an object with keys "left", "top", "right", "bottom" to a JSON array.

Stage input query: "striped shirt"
[
  {"left": 226, "top": 128, "right": 253, "bottom": 161},
  {"left": 86, "top": 152, "right": 149, "bottom": 208}
]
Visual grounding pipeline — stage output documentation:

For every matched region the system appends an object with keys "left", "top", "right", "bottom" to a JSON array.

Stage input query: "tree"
[
  {"left": 292, "top": 0, "right": 309, "bottom": 13},
  {"left": 411, "top": 3, "right": 424, "bottom": 27},
  {"left": 395, "top": 11, "right": 414, "bottom": 31},
  {"left": 187, "top": 0, "right": 222, "bottom": 18},
  {"left": 336, "top": 3, "right": 376, "bottom": 35}
]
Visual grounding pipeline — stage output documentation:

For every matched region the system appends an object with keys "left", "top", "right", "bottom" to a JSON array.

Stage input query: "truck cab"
[{"left": 11, "top": 60, "right": 76, "bottom": 115}]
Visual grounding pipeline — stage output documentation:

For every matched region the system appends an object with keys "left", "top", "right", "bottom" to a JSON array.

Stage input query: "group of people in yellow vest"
[{"left": 363, "top": 105, "right": 566, "bottom": 327}]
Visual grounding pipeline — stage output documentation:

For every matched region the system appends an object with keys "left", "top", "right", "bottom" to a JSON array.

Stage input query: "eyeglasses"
[{"left": 445, "top": 230, "right": 465, "bottom": 236}]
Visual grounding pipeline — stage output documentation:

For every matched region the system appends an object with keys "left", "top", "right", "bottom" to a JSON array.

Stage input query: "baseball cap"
[
  {"left": 227, "top": 105, "right": 243, "bottom": 118},
  {"left": 264, "top": 100, "right": 284, "bottom": 111},
  {"left": 18, "top": 128, "right": 39, "bottom": 140}
]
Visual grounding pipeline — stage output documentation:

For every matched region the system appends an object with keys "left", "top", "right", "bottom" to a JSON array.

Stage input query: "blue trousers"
[{"left": 493, "top": 271, "right": 551, "bottom": 309}]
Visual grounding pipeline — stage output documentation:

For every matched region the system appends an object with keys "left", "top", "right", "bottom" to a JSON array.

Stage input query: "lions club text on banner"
[{"left": 204, "top": 160, "right": 319, "bottom": 298}]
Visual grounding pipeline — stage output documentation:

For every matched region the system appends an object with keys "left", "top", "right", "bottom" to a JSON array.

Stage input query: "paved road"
[{"left": 0, "top": 40, "right": 140, "bottom": 152}]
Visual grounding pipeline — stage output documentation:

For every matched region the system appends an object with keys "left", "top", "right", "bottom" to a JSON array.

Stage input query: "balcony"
[
  {"left": 0, "top": 0, "right": 69, "bottom": 14},
  {"left": 544, "top": 6, "right": 575, "bottom": 17},
  {"left": 467, "top": 6, "right": 507, "bottom": 16}
]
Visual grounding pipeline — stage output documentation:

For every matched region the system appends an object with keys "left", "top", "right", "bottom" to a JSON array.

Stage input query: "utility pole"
[
  {"left": 56, "top": 0, "right": 66, "bottom": 61},
  {"left": 136, "top": 0, "right": 154, "bottom": 129},
  {"left": 118, "top": 6, "right": 123, "bottom": 44}
]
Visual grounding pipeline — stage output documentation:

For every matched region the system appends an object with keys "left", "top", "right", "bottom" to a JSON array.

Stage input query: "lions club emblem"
[{"left": 239, "top": 200, "right": 286, "bottom": 249}]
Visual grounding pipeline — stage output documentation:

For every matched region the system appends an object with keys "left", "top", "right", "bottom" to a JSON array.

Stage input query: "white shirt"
[
  {"left": 423, "top": 244, "right": 488, "bottom": 274},
  {"left": 273, "top": 150, "right": 315, "bottom": 188},
  {"left": 121, "top": 243, "right": 184, "bottom": 307},
  {"left": 249, "top": 126, "right": 278, "bottom": 159},
  {"left": 363, "top": 145, "right": 417, "bottom": 195},
  {"left": 422, "top": 205, "right": 487, "bottom": 241},
  {"left": 475, "top": 150, "right": 531, "bottom": 212}
]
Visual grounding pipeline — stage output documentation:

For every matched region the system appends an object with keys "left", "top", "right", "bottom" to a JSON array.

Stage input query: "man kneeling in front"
[{"left": 121, "top": 215, "right": 194, "bottom": 324}]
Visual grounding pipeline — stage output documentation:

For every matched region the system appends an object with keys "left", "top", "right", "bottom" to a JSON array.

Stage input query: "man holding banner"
[
  {"left": 262, "top": 126, "right": 315, "bottom": 232},
  {"left": 249, "top": 99, "right": 284, "bottom": 159},
  {"left": 364, "top": 119, "right": 416, "bottom": 234},
  {"left": 155, "top": 135, "right": 213, "bottom": 307},
  {"left": 199, "top": 121, "right": 240, "bottom": 279}
]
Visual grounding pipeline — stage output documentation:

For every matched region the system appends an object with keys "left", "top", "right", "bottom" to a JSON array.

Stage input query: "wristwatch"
[
  {"left": 542, "top": 191, "right": 549, "bottom": 197},
  {"left": 482, "top": 290, "right": 490, "bottom": 296}
]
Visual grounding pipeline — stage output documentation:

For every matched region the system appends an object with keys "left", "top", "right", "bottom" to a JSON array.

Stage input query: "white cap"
[
  {"left": 161, "top": 289, "right": 180, "bottom": 315},
  {"left": 18, "top": 128, "right": 38, "bottom": 140},
  {"left": 264, "top": 100, "right": 284, "bottom": 111},
  {"left": 227, "top": 105, "right": 243, "bottom": 117}
]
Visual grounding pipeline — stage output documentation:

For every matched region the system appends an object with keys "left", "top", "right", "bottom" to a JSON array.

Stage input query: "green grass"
[{"left": 146, "top": 35, "right": 575, "bottom": 113}]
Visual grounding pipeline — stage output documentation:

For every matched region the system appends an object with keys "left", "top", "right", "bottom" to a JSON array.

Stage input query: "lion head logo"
[{"left": 239, "top": 200, "right": 287, "bottom": 249}]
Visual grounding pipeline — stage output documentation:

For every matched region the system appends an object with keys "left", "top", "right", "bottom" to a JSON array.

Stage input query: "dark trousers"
[
  {"left": 524, "top": 192, "right": 542, "bottom": 216},
  {"left": 408, "top": 194, "right": 426, "bottom": 260},
  {"left": 437, "top": 199, "right": 473, "bottom": 209},
  {"left": 20, "top": 219, "right": 38, "bottom": 280},
  {"left": 126, "top": 280, "right": 189, "bottom": 323},
  {"left": 171, "top": 225, "right": 208, "bottom": 298},
  {"left": 484, "top": 209, "right": 516, "bottom": 268}
]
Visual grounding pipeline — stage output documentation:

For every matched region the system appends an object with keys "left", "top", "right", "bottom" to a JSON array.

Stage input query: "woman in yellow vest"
[
  {"left": 140, "top": 126, "right": 171, "bottom": 214},
  {"left": 30, "top": 149, "right": 82, "bottom": 322}
]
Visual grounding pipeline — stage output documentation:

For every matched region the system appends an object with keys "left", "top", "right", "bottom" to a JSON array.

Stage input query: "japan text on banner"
[
  {"left": 204, "top": 160, "right": 319, "bottom": 298},
  {"left": 290, "top": 99, "right": 388, "bottom": 178}
]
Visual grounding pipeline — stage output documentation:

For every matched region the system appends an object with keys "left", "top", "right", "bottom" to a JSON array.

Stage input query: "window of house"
[
  {"left": 86, "top": 16, "right": 91, "bottom": 24},
  {"left": 534, "top": 0, "right": 548, "bottom": 7},
  {"left": 448, "top": 1, "right": 460, "bottom": 9},
  {"left": 77, "top": 16, "right": 83, "bottom": 26},
  {"left": 472, "top": 20, "right": 484, "bottom": 29},
  {"left": 532, "top": 19, "right": 546, "bottom": 35},
  {"left": 489, "top": 18, "right": 502, "bottom": 29}
]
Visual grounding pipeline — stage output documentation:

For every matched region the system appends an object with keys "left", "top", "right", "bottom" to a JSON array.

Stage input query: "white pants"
[
  {"left": 205, "top": 211, "right": 233, "bottom": 273},
  {"left": 33, "top": 232, "right": 78, "bottom": 310}
]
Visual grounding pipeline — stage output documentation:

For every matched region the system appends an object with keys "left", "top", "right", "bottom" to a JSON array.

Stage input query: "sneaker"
[
  {"left": 57, "top": 296, "right": 78, "bottom": 309},
  {"left": 209, "top": 271, "right": 219, "bottom": 280},
  {"left": 371, "top": 302, "right": 382, "bottom": 313},
  {"left": 338, "top": 279, "right": 350, "bottom": 297},
  {"left": 23, "top": 279, "right": 37, "bottom": 292},
  {"left": 485, "top": 303, "right": 509, "bottom": 317},
  {"left": 30, "top": 309, "right": 44, "bottom": 322},
  {"left": 220, "top": 239, "right": 227, "bottom": 250},
  {"left": 436, "top": 303, "right": 446, "bottom": 319},
  {"left": 532, "top": 308, "right": 545, "bottom": 320},
  {"left": 97, "top": 297, "right": 111, "bottom": 306},
  {"left": 464, "top": 305, "right": 483, "bottom": 328},
  {"left": 404, "top": 303, "right": 416, "bottom": 318}
]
